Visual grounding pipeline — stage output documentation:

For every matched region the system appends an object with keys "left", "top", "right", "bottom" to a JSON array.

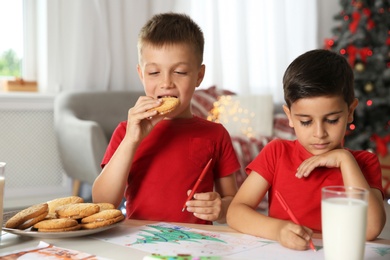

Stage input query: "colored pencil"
[
  {"left": 275, "top": 190, "right": 316, "bottom": 251},
  {"left": 182, "top": 158, "right": 213, "bottom": 212}
]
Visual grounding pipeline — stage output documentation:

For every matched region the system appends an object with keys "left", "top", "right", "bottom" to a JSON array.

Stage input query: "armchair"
[{"left": 53, "top": 90, "right": 144, "bottom": 196}]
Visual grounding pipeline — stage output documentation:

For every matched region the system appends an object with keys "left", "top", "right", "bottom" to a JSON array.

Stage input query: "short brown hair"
[
  {"left": 137, "top": 12, "right": 204, "bottom": 65},
  {"left": 283, "top": 49, "right": 355, "bottom": 108}
]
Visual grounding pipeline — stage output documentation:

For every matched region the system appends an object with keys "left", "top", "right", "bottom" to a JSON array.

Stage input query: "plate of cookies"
[{"left": 3, "top": 196, "right": 125, "bottom": 238}]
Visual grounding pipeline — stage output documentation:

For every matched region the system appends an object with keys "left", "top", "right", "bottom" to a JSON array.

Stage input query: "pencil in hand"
[
  {"left": 275, "top": 190, "right": 316, "bottom": 251},
  {"left": 181, "top": 158, "right": 213, "bottom": 212}
]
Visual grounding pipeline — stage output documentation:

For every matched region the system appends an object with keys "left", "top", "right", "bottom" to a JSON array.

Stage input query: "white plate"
[{"left": 2, "top": 220, "right": 123, "bottom": 239}]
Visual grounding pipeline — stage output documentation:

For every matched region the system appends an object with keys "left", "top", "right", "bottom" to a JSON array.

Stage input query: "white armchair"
[{"left": 53, "top": 90, "right": 144, "bottom": 196}]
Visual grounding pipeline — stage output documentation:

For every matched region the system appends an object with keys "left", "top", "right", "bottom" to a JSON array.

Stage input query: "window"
[{"left": 0, "top": 0, "right": 23, "bottom": 79}]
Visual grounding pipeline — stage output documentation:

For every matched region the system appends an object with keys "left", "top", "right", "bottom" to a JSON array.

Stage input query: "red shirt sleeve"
[{"left": 101, "top": 121, "right": 127, "bottom": 168}]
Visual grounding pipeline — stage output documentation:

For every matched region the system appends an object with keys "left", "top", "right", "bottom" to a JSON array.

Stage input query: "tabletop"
[{"left": 1, "top": 218, "right": 390, "bottom": 260}]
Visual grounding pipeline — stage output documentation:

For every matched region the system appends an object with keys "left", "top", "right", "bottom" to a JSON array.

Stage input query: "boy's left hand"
[
  {"left": 295, "top": 149, "right": 348, "bottom": 178},
  {"left": 184, "top": 191, "right": 222, "bottom": 222}
]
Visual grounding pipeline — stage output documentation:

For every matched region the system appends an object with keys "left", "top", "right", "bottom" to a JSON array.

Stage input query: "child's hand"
[
  {"left": 295, "top": 149, "right": 349, "bottom": 178},
  {"left": 184, "top": 191, "right": 222, "bottom": 222},
  {"left": 125, "top": 96, "right": 165, "bottom": 143},
  {"left": 277, "top": 221, "right": 313, "bottom": 250}
]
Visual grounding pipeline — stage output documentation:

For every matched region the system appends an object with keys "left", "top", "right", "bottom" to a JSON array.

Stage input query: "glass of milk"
[
  {"left": 321, "top": 186, "right": 368, "bottom": 260},
  {"left": 0, "top": 162, "right": 5, "bottom": 238}
]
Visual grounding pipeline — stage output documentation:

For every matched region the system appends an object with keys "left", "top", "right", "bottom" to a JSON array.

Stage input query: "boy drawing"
[
  {"left": 227, "top": 49, "right": 386, "bottom": 249},
  {"left": 92, "top": 13, "right": 240, "bottom": 225}
]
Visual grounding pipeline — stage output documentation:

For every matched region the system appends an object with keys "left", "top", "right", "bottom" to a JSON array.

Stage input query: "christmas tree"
[{"left": 324, "top": 0, "right": 390, "bottom": 155}]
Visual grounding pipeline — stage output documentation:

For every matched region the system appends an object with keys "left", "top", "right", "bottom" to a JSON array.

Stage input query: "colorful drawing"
[
  {"left": 0, "top": 241, "right": 109, "bottom": 260},
  {"left": 91, "top": 222, "right": 269, "bottom": 256},
  {"left": 369, "top": 245, "right": 390, "bottom": 257},
  {"left": 130, "top": 224, "right": 226, "bottom": 245}
]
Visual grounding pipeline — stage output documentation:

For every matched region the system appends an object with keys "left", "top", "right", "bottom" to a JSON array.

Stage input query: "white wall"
[
  {"left": 317, "top": 0, "right": 340, "bottom": 47},
  {"left": 0, "top": 93, "right": 72, "bottom": 210}
]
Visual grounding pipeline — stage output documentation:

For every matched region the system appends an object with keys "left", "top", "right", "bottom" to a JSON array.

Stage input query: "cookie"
[
  {"left": 44, "top": 212, "right": 58, "bottom": 220},
  {"left": 81, "top": 209, "right": 123, "bottom": 223},
  {"left": 56, "top": 203, "right": 100, "bottom": 219},
  {"left": 17, "top": 211, "right": 48, "bottom": 230},
  {"left": 147, "top": 97, "right": 180, "bottom": 115},
  {"left": 96, "top": 202, "right": 115, "bottom": 211},
  {"left": 37, "top": 225, "right": 81, "bottom": 232},
  {"left": 47, "top": 196, "right": 84, "bottom": 214},
  {"left": 33, "top": 218, "right": 79, "bottom": 230},
  {"left": 81, "top": 214, "right": 125, "bottom": 229},
  {"left": 5, "top": 203, "right": 48, "bottom": 229}
]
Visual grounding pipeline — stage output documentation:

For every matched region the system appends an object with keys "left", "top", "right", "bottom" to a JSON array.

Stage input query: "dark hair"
[
  {"left": 283, "top": 49, "right": 354, "bottom": 108},
  {"left": 137, "top": 12, "right": 204, "bottom": 65}
]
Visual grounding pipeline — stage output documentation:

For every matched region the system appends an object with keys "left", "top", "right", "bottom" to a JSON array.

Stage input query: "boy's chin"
[{"left": 167, "top": 111, "right": 194, "bottom": 119}]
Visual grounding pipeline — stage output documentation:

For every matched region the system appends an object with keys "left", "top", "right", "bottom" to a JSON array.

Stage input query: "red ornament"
[
  {"left": 349, "top": 9, "right": 375, "bottom": 33},
  {"left": 324, "top": 39, "right": 335, "bottom": 49},
  {"left": 363, "top": 8, "right": 375, "bottom": 30},
  {"left": 371, "top": 134, "right": 390, "bottom": 157},
  {"left": 346, "top": 45, "right": 372, "bottom": 66}
]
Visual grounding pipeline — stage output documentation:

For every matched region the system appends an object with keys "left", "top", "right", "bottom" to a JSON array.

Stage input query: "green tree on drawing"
[{"left": 130, "top": 225, "right": 226, "bottom": 245}]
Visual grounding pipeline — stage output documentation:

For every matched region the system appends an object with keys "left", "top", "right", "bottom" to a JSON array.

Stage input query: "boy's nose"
[
  {"left": 160, "top": 74, "right": 173, "bottom": 88},
  {"left": 313, "top": 122, "right": 327, "bottom": 138}
]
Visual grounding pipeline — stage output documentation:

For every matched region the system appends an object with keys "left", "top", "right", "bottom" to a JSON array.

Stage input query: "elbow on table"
[
  {"left": 366, "top": 213, "right": 386, "bottom": 241},
  {"left": 226, "top": 203, "right": 241, "bottom": 230},
  {"left": 92, "top": 187, "right": 123, "bottom": 209},
  {"left": 92, "top": 195, "right": 122, "bottom": 209}
]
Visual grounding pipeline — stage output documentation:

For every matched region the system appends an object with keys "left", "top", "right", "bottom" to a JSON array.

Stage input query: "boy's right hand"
[
  {"left": 277, "top": 221, "right": 313, "bottom": 250},
  {"left": 125, "top": 96, "right": 165, "bottom": 143}
]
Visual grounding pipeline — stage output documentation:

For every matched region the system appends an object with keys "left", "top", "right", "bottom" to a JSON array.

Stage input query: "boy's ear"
[
  {"left": 137, "top": 64, "right": 144, "bottom": 81},
  {"left": 196, "top": 64, "right": 206, "bottom": 87},
  {"left": 282, "top": 105, "right": 294, "bottom": 128},
  {"left": 347, "top": 98, "right": 359, "bottom": 123}
]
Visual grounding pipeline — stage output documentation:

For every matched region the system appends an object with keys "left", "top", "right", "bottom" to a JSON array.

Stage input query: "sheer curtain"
[
  {"left": 187, "top": 0, "right": 318, "bottom": 104},
  {"left": 28, "top": 0, "right": 318, "bottom": 104}
]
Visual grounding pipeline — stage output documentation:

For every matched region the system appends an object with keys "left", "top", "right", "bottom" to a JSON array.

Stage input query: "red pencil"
[
  {"left": 182, "top": 158, "right": 213, "bottom": 212},
  {"left": 275, "top": 190, "right": 316, "bottom": 252}
]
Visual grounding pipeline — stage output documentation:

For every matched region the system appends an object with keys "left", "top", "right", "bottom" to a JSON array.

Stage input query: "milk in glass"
[{"left": 322, "top": 197, "right": 367, "bottom": 260}]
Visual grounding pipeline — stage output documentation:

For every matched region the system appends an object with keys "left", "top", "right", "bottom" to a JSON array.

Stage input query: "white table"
[{"left": 1, "top": 219, "right": 390, "bottom": 260}]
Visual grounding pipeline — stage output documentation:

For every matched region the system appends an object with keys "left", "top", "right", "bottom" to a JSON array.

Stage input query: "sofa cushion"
[
  {"left": 191, "top": 86, "right": 236, "bottom": 119},
  {"left": 216, "top": 94, "right": 274, "bottom": 137},
  {"left": 231, "top": 135, "right": 274, "bottom": 186},
  {"left": 273, "top": 113, "right": 296, "bottom": 140}
]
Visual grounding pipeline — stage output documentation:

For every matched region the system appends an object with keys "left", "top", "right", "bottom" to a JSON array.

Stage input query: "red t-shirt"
[
  {"left": 102, "top": 116, "right": 240, "bottom": 224},
  {"left": 246, "top": 139, "right": 384, "bottom": 232}
]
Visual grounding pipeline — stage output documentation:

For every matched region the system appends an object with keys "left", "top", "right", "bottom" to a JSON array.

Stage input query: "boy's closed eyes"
[
  {"left": 293, "top": 111, "right": 344, "bottom": 127},
  {"left": 299, "top": 118, "right": 341, "bottom": 127},
  {"left": 145, "top": 67, "right": 191, "bottom": 77}
]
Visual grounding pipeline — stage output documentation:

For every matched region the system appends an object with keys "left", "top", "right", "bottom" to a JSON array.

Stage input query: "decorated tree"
[{"left": 324, "top": 0, "right": 390, "bottom": 156}]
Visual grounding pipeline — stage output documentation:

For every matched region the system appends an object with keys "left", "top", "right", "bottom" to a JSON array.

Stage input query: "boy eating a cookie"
[{"left": 92, "top": 12, "right": 240, "bottom": 225}]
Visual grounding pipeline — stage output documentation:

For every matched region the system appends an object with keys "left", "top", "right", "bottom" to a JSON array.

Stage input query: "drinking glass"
[{"left": 321, "top": 186, "right": 368, "bottom": 260}]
